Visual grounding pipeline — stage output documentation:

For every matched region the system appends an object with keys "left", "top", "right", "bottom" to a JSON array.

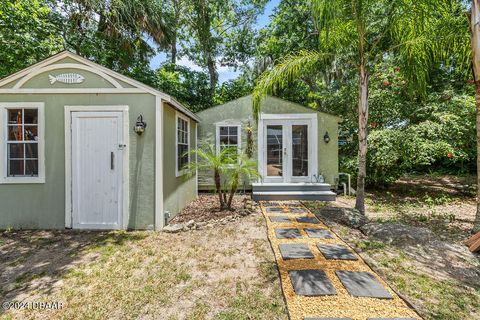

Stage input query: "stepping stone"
[
  {"left": 296, "top": 216, "right": 320, "bottom": 224},
  {"left": 266, "top": 207, "right": 284, "bottom": 213},
  {"left": 279, "top": 244, "right": 314, "bottom": 260},
  {"left": 290, "top": 207, "right": 308, "bottom": 213},
  {"left": 305, "top": 228, "right": 334, "bottom": 239},
  {"left": 317, "top": 244, "right": 358, "bottom": 260},
  {"left": 288, "top": 269, "right": 336, "bottom": 296},
  {"left": 368, "top": 318, "right": 417, "bottom": 320},
  {"left": 275, "top": 228, "right": 302, "bottom": 239},
  {"left": 269, "top": 216, "right": 291, "bottom": 223},
  {"left": 336, "top": 271, "right": 393, "bottom": 299}
]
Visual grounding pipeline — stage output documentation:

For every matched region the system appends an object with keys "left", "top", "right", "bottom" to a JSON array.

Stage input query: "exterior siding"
[
  {"left": 196, "top": 95, "right": 340, "bottom": 189},
  {"left": 162, "top": 104, "right": 197, "bottom": 222},
  {"left": 0, "top": 93, "right": 156, "bottom": 230}
]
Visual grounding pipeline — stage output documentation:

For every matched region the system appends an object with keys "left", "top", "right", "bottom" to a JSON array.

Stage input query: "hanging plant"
[{"left": 245, "top": 124, "right": 254, "bottom": 158}]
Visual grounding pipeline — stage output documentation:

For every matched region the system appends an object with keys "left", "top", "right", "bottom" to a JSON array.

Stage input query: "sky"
[{"left": 149, "top": 0, "right": 280, "bottom": 84}]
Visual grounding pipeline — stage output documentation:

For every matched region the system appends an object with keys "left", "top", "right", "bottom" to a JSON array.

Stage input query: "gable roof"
[
  {"left": 0, "top": 51, "right": 199, "bottom": 122},
  {"left": 197, "top": 94, "right": 342, "bottom": 122}
]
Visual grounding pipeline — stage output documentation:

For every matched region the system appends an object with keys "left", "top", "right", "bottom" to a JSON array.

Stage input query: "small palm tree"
[
  {"left": 224, "top": 155, "right": 261, "bottom": 210},
  {"left": 187, "top": 144, "right": 233, "bottom": 210}
]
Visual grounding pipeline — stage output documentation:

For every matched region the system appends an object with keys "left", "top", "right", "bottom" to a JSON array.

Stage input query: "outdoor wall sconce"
[
  {"left": 134, "top": 115, "right": 147, "bottom": 135},
  {"left": 323, "top": 131, "right": 330, "bottom": 143}
]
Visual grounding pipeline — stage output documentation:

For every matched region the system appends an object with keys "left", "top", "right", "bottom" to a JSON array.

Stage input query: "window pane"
[
  {"left": 25, "top": 144, "right": 38, "bottom": 159},
  {"left": 228, "top": 126, "right": 238, "bottom": 135},
  {"left": 8, "top": 160, "right": 24, "bottom": 176},
  {"left": 24, "top": 109, "right": 38, "bottom": 124},
  {"left": 24, "top": 126, "right": 38, "bottom": 141},
  {"left": 220, "top": 136, "right": 229, "bottom": 145},
  {"left": 183, "top": 132, "right": 188, "bottom": 143},
  {"left": 178, "top": 144, "right": 188, "bottom": 170},
  {"left": 228, "top": 135, "right": 238, "bottom": 145},
  {"left": 292, "top": 125, "right": 308, "bottom": 176},
  {"left": 219, "top": 126, "right": 228, "bottom": 135},
  {"left": 7, "top": 109, "right": 22, "bottom": 124},
  {"left": 7, "top": 126, "right": 22, "bottom": 141},
  {"left": 25, "top": 160, "right": 38, "bottom": 176},
  {"left": 266, "top": 125, "right": 283, "bottom": 176},
  {"left": 8, "top": 144, "right": 24, "bottom": 159}
]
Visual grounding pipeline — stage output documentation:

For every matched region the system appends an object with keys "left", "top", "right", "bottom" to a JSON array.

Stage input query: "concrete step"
[
  {"left": 252, "top": 190, "right": 336, "bottom": 201},
  {"left": 252, "top": 182, "right": 332, "bottom": 192}
]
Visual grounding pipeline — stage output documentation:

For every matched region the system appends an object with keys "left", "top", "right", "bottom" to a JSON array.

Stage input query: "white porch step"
[
  {"left": 252, "top": 190, "right": 336, "bottom": 201},
  {"left": 251, "top": 182, "right": 332, "bottom": 192}
]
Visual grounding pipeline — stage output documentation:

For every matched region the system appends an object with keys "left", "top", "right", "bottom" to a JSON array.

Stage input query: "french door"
[{"left": 262, "top": 119, "right": 315, "bottom": 183}]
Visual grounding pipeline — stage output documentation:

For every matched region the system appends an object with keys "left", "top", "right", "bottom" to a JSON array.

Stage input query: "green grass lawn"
[{"left": 0, "top": 213, "right": 287, "bottom": 320}]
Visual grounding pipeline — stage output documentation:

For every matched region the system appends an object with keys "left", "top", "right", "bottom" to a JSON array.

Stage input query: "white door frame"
[
  {"left": 258, "top": 113, "right": 318, "bottom": 183},
  {"left": 64, "top": 105, "right": 129, "bottom": 229}
]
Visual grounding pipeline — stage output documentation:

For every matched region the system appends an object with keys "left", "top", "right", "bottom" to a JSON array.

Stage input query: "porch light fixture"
[
  {"left": 323, "top": 131, "right": 330, "bottom": 143},
  {"left": 134, "top": 114, "right": 147, "bottom": 135}
]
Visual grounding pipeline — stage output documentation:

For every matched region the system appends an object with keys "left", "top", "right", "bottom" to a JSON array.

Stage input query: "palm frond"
[{"left": 252, "top": 50, "right": 333, "bottom": 120}]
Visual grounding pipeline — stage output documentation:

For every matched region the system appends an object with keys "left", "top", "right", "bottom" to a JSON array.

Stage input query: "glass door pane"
[
  {"left": 266, "top": 125, "right": 283, "bottom": 177},
  {"left": 292, "top": 125, "right": 308, "bottom": 177}
]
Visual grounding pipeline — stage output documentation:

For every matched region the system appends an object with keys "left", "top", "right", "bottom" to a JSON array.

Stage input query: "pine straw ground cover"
[
  {"left": 0, "top": 195, "right": 287, "bottom": 320},
  {"left": 261, "top": 202, "right": 419, "bottom": 320}
]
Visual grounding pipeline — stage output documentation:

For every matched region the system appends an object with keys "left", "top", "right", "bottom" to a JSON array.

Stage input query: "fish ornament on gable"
[{"left": 48, "top": 73, "right": 85, "bottom": 84}]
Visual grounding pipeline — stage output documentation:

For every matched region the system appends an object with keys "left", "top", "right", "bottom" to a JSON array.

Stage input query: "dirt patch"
[
  {"left": 0, "top": 208, "right": 287, "bottom": 319},
  {"left": 304, "top": 174, "right": 480, "bottom": 320},
  {"left": 170, "top": 193, "right": 255, "bottom": 223}
]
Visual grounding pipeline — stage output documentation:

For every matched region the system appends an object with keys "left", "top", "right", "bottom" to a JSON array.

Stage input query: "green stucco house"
[
  {"left": 0, "top": 52, "right": 340, "bottom": 230},
  {"left": 196, "top": 95, "right": 340, "bottom": 201},
  {"left": 0, "top": 51, "right": 198, "bottom": 230}
]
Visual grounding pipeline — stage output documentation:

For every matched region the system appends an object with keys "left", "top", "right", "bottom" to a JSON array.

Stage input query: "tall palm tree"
[
  {"left": 253, "top": 0, "right": 468, "bottom": 215},
  {"left": 471, "top": 0, "right": 480, "bottom": 233}
]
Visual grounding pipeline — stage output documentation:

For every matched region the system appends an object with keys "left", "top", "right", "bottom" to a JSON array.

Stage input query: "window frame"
[
  {"left": 175, "top": 111, "right": 190, "bottom": 177},
  {"left": 215, "top": 123, "right": 242, "bottom": 162},
  {"left": 0, "top": 102, "right": 45, "bottom": 184}
]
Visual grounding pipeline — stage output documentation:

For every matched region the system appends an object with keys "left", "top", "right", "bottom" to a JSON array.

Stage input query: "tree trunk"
[
  {"left": 171, "top": 37, "right": 177, "bottom": 64},
  {"left": 355, "top": 62, "right": 369, "bottom": 215},
  {"left": 227, "top": 175, "right": 239, "bottom": 210},
  {"left": 471, "top": 0, "right": 480, "bottom": 233},
  {"left": 207, "top": 55, "right": 218, "bottom": 95},
  {"left": 171, "top": 0, "right": 180, "bottom": 65},
  {"left": 214, "top": 169, "right": 225, "bottom": 209},
  {"left": 475, "top": 83, "right": 480, "bottom": 233}
]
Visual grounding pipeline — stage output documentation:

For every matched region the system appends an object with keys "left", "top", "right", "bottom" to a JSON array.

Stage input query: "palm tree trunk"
[
  {"left": 214, "top": 169, "right": 225, "bottom": 209},
  {"left": 475, "top": 82, "right": 480, "bottom": 233},
  {"left": 227, "top": 175, "right": 239, "bottom": 210},
  {"left": 471, "top": 0, "right": 480, "bottom": 233},
  {"left": 355, "top": 60, "right": 369, "bottom": 215}
]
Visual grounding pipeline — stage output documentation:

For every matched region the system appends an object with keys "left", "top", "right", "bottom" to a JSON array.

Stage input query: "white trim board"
[
  {"left": 14, "top": 63, "right": 122, "bottom": 89},
  {"left": 64, "top": 105, "right": 129, "bottom": 229},
  {"left": 154, "top": 97, "right": 164, "bottom": 230},
  {"left": 175, "top": 111, "right": 190, "bottom": 177},
  {"left": 259, "top": 113, "right": 318, "bottom": 120},
  {"left": 0, "top": 51, "right": 200, "bottom": 122},
  {"left": 0, "top": 102, "right": 46, "bottom": 184}
]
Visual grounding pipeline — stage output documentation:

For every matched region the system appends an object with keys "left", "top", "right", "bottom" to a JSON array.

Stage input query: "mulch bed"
[{"left": 170, "top": 193, "right": 255, "bottom": 223}]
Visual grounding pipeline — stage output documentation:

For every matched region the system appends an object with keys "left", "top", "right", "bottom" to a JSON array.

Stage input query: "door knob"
[{"left": 111, "top": 152, "right": 114, "bottom": 170}]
